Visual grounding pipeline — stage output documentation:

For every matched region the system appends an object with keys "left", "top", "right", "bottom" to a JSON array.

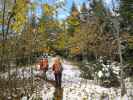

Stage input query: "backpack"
[
  {"left": 40, "top": 59, "right": 48, "bottom": 70},
  {"left": 53, "top": 63, "right": 62, "bottom": 74}
]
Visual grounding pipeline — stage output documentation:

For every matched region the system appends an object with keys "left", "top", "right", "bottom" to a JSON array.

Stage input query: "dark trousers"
[
  {"left": 54, "top": 72, "right": 62, "bottom": 87},
  {"left": 43, "top": 70, "right": 47, "bottom": 80}
]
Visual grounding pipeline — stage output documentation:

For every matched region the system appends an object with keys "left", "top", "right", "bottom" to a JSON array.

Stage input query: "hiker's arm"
[
  {"left": 52, "top": 65, "right": 54, "bottom": 70},
  {"left": 60, "top": 63, "right": 63, "bottom": 71}
]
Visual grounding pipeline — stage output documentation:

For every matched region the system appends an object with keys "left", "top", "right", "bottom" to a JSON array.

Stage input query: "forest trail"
[{"left": 29, "top": 57, "right": 132, "bottom": 100}]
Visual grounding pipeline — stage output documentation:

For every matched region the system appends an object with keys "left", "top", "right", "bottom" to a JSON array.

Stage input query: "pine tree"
[
  {"left": 90, "top": 0, "right": 107, "bottom": 17},
  {"left": 71, "top": 2, "right": 79, "bottom": 17},
  {"left": 119, "top": 0, "right": 133, "bottom": 35},
  {"left": 67, "top": 2, "right": 80, "bottom": 36},
  {"left": 80, "top": 2, "right": 88, "bottom": 13},
  {"left": 120, "top": 0, "right": 133, "bottom": 22},
  {"left": 80, "top": 2, "right": 88, "bottom": 22},
  {"left": 119, "top": 0, "right": 133, "bottom": 63}
]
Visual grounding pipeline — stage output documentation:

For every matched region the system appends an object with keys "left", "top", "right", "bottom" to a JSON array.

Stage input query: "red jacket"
[
  {"left": 39, "top": 58, "right": 48, "bottom": 71},
  {"left": 52, "top": 62, "right": 62, "bottom": 74}
]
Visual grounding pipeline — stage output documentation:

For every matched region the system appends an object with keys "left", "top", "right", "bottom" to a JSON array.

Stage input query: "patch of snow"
[
  {"left": 1, "top": 58, "right": 133, "bottom": 100},
  {"left": 21, "top": 96, "right": 28, "bottom": 100},
  {"left": 98, "top": 71, "right": 103, "bottom": 78}
]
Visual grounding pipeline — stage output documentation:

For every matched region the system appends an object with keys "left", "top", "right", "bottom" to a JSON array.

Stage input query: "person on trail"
[
  {"left": 39, "top": 56, "right": 48, "bottom": 80},
  {"left": 52, "top": 56, "right": 63, "bottom": 87}
]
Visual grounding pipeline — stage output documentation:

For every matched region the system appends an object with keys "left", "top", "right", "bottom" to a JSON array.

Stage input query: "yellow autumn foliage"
[
  {"left": 39, "top": 47, "right": 50, "bottom": 53},
  {"left": 70, "top": 47, "right": 80, "bottom": 55},
  {"left": 67, "top": 16, "right": 80, "bottom": 26},
  {"left": 43, "top": 4, "right": 54, "bottom": 16},
  {"left": 128, "top": 36, "right": 133, "bottom": 49},
  {"left": 11, "top": 0, "right": 28, "bottom": 32}
]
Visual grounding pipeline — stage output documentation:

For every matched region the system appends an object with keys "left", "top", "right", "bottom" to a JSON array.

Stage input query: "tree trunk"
[
  {"left": 115, "top": 18, "right": 126, "bottom": 96},
  {"left": 1, "top": 0, "right": 6, "bottom": 72}
]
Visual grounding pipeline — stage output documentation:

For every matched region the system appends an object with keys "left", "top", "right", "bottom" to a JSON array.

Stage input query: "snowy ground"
[
  {"left": 1, "top": 57, "right": 133, "bottom": 100},
  {"left": 30, "top": 57, "right": 133, "bottom": 100}
]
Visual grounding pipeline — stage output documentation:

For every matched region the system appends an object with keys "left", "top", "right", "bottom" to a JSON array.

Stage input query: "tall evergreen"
[
  {"left": 120, "top": 0, "right": 133, "bottom": 22},
  {"left": 66, "top": 2, "right": 80, "bottom": 36},
  {"left": 119, "top": 0, "right": 133, "bottom": 35},
  {"left": 90, "top": 0, "right": 107, "bottom": 17},
  {"left": 80, "top": 2, "right": 88, "bottom": 13},
  {"left": 71, "top": 2, "right": 79, "bottom": 17}
]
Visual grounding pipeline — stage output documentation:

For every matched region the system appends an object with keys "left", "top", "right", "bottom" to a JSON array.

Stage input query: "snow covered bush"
[{"left": 94, "top": 61, "right": 120, "bottom": 87}]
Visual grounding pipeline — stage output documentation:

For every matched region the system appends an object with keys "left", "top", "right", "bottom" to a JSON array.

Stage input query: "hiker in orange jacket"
[
  {"left": 39, "top": 56, "right": 48, "bottom": 80},
  {"left": 52, "top": 56, "right": 63, "bottom": 87}
]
